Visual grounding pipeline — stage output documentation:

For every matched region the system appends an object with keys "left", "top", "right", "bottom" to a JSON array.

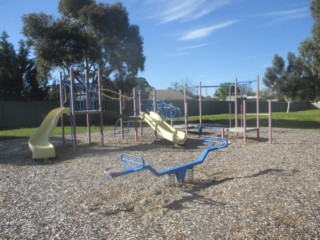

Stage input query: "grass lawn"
[
  {"left": 182, "top": 109, "right": 320, "bottom": 129},
  {"left": 0, "top": 109, "right": 319, "bottom": 140},
  {"left": 0, "top": 125, "right": 114, "bottom": 141}
]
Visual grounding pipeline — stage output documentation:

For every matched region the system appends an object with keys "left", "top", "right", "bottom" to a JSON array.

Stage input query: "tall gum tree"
[
  {"left": 298, "top": 0, "right": 320, "bottom": 100},
  {"left": 22, "top": 0, "right": 145, "bottom": 94}
]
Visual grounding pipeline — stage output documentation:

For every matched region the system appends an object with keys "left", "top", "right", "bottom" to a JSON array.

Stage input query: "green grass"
[
  {"left": 0, "top": 109, "right": 319, "bottom": 140},
  {"left": 180, "top": 109, "right": 320, "bottom": 129},
  {"left": 0, "top": 125, "right": 114, "bottom": 141}
]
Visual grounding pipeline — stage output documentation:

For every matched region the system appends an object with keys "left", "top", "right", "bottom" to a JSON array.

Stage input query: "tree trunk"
[{"left": 285, "top": 97, "right": 291, "bottom": 113}]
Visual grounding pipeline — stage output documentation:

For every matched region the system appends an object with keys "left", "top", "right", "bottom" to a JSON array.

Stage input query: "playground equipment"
[
  {"left": 130, "top": 88, "right": 186, "bottom": 144},
  {"left": 183, "top": 81, "right": 227, "bottom": 136},
  {"left": 113, "top": 118, "right": 133, "bottom": 136},
  {"left": 28, "top": 67, "right": 187, "bottom": 160},
  {"left": 60, "top": 69, "right": 136, "bottom": 145},
  {"left": 145, "top": 98, "right": 181, "bottom": 122},
  {"left": 101, "top": 88, "right": 135, "bottom": 139},
  {"left": 59, "top": 69, "right": 186, "bottom": 147},
  {"left": 105, "top": 136, "right": 228, "bottom": 184},
  {"left": 184, "top": 76, "right": 272, "bottom": 143},
  {"left": 224, "top": 77, "right": 272, "bottom": 143},
  {"left": 28, "top": 107, "right": 70, "bottom": 159},
  {"left": 140, "top": 111, "right": 186, "bottom": 144}
]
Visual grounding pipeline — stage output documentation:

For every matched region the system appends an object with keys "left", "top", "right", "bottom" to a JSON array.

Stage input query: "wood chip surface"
[{"left": 0, "top": 127, "right": 319, "bottom": 239}]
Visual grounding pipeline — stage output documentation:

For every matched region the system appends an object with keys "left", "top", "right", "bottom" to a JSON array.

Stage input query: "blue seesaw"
[{"left": 105, "top": 136, "right": 228, "bottom": 184}]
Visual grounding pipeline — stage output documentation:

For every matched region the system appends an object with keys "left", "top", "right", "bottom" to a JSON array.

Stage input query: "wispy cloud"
[
  {"left": 177, "top": 43, "right": 210, "bottom": 51},
  {"left": 168, "top": 43, "right": 210, "bottom": 58},
  {"left": 258, "top": 7, "right": 309, "bottom": 21},
  {"left": 145, "top": 0, "right": 231, "bottom": 23},
  {"left": 167, "top": 51, "right": 191, "bottom": 58},
  {"left": 179, "top": 20, "right": 239, "bottom": 41}
]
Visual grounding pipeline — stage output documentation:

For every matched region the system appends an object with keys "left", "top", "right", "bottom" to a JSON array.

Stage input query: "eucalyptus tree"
[
  {"left": 298, "top": 0, "right": 320, "bottom": 100},
  {"left": 263, "top": 53, "right": 304, "bottom": 112},
  {"left": 17, "top": 40, "right": 48, "bottom": 100},
  {"left": 0, "top": 32, "right": 22, "bottom": 100},
  {"left": 22, "top": 0, "right": 145, "bottom": 94}
]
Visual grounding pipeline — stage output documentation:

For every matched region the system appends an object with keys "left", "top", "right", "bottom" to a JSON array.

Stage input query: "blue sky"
[{"left": 0, "top": 0, "right": 314, "bottom": 92}]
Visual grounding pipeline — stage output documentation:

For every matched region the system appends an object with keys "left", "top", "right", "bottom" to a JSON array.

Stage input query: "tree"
[
  {"left": 263, "top": 53, "right": 303, "bottom": 112},
  {"left": 0, "top": 32, "right": 48, "bottom": 100},
  {"left": 22, "top": 0, "right": 145, "bottom": 95},
  {"left": 215, "top": 83, "right": 231, "bottom": 101},
  {"left": 134, "top": 77, "right": 152, "bottom": 92},
  {"left": 169, "top": 78, "right": 195, "bottom": 97},
  {"left": 214, "top": 82, "right": 243, "bottom": 101},
  {"left": 298, "top": 0, "right": 320, "bottom": 100},
  {"left": 0, "top": 32, "right": 22, "bottom": 100},
  {"left": 17, "top": 40, "right": 48, "bottom": 100}
]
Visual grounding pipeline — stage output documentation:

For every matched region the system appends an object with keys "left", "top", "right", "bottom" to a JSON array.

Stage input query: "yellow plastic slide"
[
  {"left": 28, "top": 107, "right": 70, "bottom": 159},
  {"left": 140, "top": 111, "right": 186, "bottom": 144}
]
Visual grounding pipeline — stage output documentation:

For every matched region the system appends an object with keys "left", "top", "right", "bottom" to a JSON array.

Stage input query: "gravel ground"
[{"left": 0, "top": 127, "right": 319, "bottom": 239}]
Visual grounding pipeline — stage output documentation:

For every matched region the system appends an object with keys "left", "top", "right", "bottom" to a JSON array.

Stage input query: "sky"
[{"left": 0, "top": 0, "right": 314, "bottom": 94}]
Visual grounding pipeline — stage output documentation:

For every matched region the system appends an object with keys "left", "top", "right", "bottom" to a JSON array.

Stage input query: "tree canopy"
[
  {"left": 0, "top": 32, "right": 21, "bottom": 100},
  {"left": 264, "top": 0, "right": 320, "bottom": 103},
  {"left": 263, "top": 53, "right": 304, "bottom": 111},
  {"left": 298, "top": 0, "right": 320, "bottom": 100},
  {"left": 0, "top": 32, "right": 47, "bottom": 100},
  {"left": 22, "top": 0, "right": 145, "bottom": 95}
]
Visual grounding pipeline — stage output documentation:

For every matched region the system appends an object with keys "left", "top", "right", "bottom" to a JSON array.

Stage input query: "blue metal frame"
[
  {"left": 144, "top": 100, "right": 182, "bottom": 121},
  {"left": 192, "top": 125, "right": 226, "bottom": 134},
  {"left": 105, "top": 136, "right": 228, "bottom": 183},
  {"left": 113, "top": 118, "right": 133, "bottom": 136}
]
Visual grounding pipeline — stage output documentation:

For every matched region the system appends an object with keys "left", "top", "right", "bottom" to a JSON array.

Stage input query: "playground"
[{"left": 1, "top": 125, "right": 319, "bottom": 239}]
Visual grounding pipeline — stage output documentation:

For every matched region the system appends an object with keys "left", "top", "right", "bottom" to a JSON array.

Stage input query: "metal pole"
[
  {"left": 70, "top": 68, "right": 76, "bottom": 149},
  {"left": 235, "top": 78, "right": 238, "bottom": 128},
  {"left": 199, "top": 81, "right": 202, "bottom": 126},
  {"left": 59, "top": 72, "right": 65, "bottom": 145},
  {"left": 97, "top": 69, "right": 104, "bottom": 145},
  {"left": 152, "top": 88, "right": 157, "bottom": 139},
  {"left": 184, "top": 84, "right": 188, "bottom": 134},
  {"left": 85, "top": 70, "right": 91, "bottom": 144},
  {"left": 133, "top": 88, "right": 138, "bottom": 141},
  {"left": 268, "top": 100, "right": 272, "bottom": 144},
  {"left": 256, "top": 75, "right": 260, "bottom": 139},
  {"left": 228, "top": 84, "right": 232, "bottom": 128},
  {"left": 119, "top": 90, "right": 124, "bottom": 139},
  {"left": 243, "top": 100, "right": 246, "bottom": 142},
  {"left": 153, "top": 88, "right": 156, "bottom": 113},
  {"left": 139, "top": 90, "right": 143, "bottom": 137}
]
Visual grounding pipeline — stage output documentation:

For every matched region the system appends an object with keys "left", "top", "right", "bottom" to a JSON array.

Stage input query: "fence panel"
[
  {"left": 0, "top": 101, "right": 60, "bottom": 128},
  {"left": 0, "top": 100, "right": 312, "bottom": 128}
]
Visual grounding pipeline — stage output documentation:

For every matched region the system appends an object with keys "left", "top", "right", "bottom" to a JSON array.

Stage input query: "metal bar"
[
  {"left": 268, "top": 100, "right": 272, "bottom": 144},
  {"left": 199, "top": 81, "right": 202, "bottom": 126},
  {"left": 97, "top": 69, "right": 104, "bottom": 145},
  {"left": 243, "top": 100, "right": 246, "bottom": 142},
  {"left": 70, "top": 68, "right": 76, "bottom": 149}
]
